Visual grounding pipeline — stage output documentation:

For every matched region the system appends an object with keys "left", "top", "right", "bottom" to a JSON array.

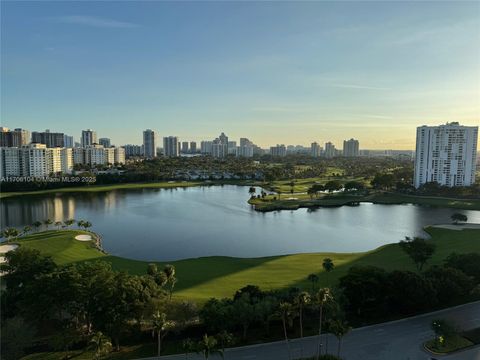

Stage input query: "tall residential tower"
[{"left": 414, "top": 122, "right": 478, "bottom": 188}]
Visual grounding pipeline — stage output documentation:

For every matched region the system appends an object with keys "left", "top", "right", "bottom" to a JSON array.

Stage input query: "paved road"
[{"left": 148, "top": 301, "right": 480, "bottom": 360}]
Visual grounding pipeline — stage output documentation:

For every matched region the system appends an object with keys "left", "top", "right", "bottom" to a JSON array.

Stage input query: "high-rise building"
[
  {"left": 181, "top": 141, "right": 189, "bottom": 153},
  {"left": 324, "top": 142, "right": 336, "bottom": 158},
  {"left": 237, "top": 138, "right": 254, "bottom": 157},
  {"left": 163, "top": 136, "right": 179, "bottom": 157},
  {"left": 201, "top": 141, "right": 213, "bottom": 155},
  {"left": 212, "top": 138, "right": 228, "bottom": 158},
  {"left": 114, "top": 147, "right": 126, "bottom": 164},
  {"left": 228, "top": 141, "right": 237, "bottom": 155},
  {"left": 414, "top": 122, "right": 478, "bottom": 188},
  {"left": 311, "top": 142, "right": 322, "bottom": 157},
  {"left": 343, "top": 138, "right": 359, "bottom": 157},
  {"left": 32, "top": 130, "right": 65, "bottom": 148},
  {"left": 64, "top": 135, "right": 74, "bottom": 148},
  {"left": 85, "top": 144, "right": 106, "bottom": 166},
  {"left": 190, "top": 141, "right": 197, "bottom": 153},
  {"left": 143, "top": 129, "right": 157, "bottom": 159},
  {"left": 124, "top": 144, "right": 144, "bottom": 158},
  {"left": 0, "top": 147, "right": 22, "bottom": 177},
  {"left": 81, "top": 129, "right": 97, "bottom": 147},
  {"left": 270, "top": 144, "right": 287, "bottom": 157},
  {"left": 0, "top": 128, "right": 30, "bottom": 147},
  {"left": 99, "top": 138, "right": 111, "bottom": 148}
]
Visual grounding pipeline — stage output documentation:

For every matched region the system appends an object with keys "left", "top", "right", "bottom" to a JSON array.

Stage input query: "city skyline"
[{"left": 2, "top": 1, "right": 479, "bottom": 149}]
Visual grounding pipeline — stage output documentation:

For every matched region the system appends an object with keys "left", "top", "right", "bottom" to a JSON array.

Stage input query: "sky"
[{"left": 1, "top": 1, "right": 479, "bottom": 149}]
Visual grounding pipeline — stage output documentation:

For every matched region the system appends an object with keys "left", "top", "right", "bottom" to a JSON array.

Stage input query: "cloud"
[
  {"left": 331, "top": 84, "right": 390, "bottom": 91},
  {"left": 56, "top": 15, "right": 139, "bottom": 28}
]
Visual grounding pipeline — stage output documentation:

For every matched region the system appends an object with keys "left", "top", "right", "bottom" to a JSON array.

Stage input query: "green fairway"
[{"left": 13, "top": 227, "right": 480, "bottom": 303}]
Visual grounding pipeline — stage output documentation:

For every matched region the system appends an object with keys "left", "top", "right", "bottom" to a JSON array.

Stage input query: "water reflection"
[{"left": 1, "top": 186, "right": 479, "bottom": 261}]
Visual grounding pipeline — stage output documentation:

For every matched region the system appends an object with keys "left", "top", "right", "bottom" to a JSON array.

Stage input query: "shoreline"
[{"left": 1, "top": 180, "right": 479, "bottom": 211}]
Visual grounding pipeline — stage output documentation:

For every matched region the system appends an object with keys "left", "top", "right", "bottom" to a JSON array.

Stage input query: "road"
[{"left": 148, "top": 301, "right": 480, "bottom": 360}]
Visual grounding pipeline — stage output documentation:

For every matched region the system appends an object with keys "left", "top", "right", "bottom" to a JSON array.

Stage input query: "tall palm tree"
[
  {"left": 307, "top": 273, "right": 319, "bottom": 293},
  {"left": 33, "top": 221, "right": 42, "bottom": 232},
  {"left": 276, "top": 302, "right": 294, "bottom": 360},
  {"left": 54, "top": 221, "right": 62, "bottom": 230},
  {"left": 328, "top": 319, "right": 351, "bottom": 358},
  {"left": 89, "top": 331, "right": 112, "bottom": 360},
  {"left": 315, "top": 288, "right": 333, "bottom": 359},
  {"left": 196, "top": 334, "right": 223, "bottom": 359},
  {"left": 152, "top": 311, "right": 174, "bottom": 358},
  {"left": 82, "top": 221, "right": 92, "bottom": 231},
  {"left": 44, "top": 219, "right": 53, "bottom": 230},
  {"left": 322, "top": 258, "right": 335, "bottom": 285},
  {"left": 294, "top": 292, "right": 311, "bottom": 339}
]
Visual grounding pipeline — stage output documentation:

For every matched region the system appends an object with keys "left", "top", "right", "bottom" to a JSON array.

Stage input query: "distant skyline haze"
[{"left": 1, "top": 1, "right": 479, "bottom": 149}]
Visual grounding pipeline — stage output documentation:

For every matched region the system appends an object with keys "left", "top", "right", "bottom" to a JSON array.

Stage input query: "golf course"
[{"left": 8, "top": 226, "right": 480, "bottom": 303}]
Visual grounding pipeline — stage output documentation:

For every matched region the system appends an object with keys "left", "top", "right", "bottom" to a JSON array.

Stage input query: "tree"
[
  {"left": 54, "top": 221, "right": 63, "bottom": 230},
  {"left": 307, "top": 273, "right": 319, "bottom": 293},
  {"left": 322, "top": 258, "right": 335, "bottom": 284},
  {"left": 216, "top": 331, "right": 234, "bottom": 359},
  {"left": 424, "top": 266, "right": 474, "bottom": 305},
  {"left": 82, "top": 221, "right": 92, "bottom": 231},
  {"left": 33, "top": 221, "right": 42, "bottom": 232},
  {"left": 230, "top": 293, "right": 256, "bottom": 340},
  {"left": 294, "top": 291, "right": 311, "bottom": 340},
  {"left": 182, "top": 338, "right": 196, "bottom": 359},
  {"left": 64, "top": 219, "right": 76, "bottom": 228},
  {"left": 22, "top": 226, "right": 31, "bottom": 236},
  {"left": 399, "top": 237, "right": 435, "bottom": 271},
  {"left": 451, "top": 213, "right": 468, "bottom": 225},
  {"left": 44, "top": 219, "right": 53, "bottom": 230},
  {"left": 248, "top": 187, "right": 256, "bottom": 197},
  {"left": 0, "top": 317, "right": 36, "bottom": 360},
  {"left": 89, "top": 331, "right": 112, "bottom": 360},
  {"left": 444, "top": 252, "right": 480, "bottom": 283},
  {"left": 163, "top": 264, "right": 177, "bottom": 300},
  {"left": 431, "top": 319, "right": 456, "bottom": 348},
  {"left": 196, "top": 334, "right": 223, "bottom": 359},
  {"left": 152, "top": 311, "right": 174, "bottom": 357},
  {"left": 324, "top": 180, "right": 342, "bottom": 193},
  {"left": 328, "top": 319, "right": 351, "bottom": 358},
  {"left": 315, "top": 288, "right": 333, "bottom": 358},
  {"left": 2, "top": 228, "right": 19, "bottom": 242},
  {"left": 344, "top": 181, "right": 364, "bottom": 192},
  {"left": 276, "top": 302, "right": 294, "bottom": 360}
]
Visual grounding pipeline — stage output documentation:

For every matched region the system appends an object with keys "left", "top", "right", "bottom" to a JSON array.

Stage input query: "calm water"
[{"left": 2, "top": 185, "right": 479, "bottom": 261}]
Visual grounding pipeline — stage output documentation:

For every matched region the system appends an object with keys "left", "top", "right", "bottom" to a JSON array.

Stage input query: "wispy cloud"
[
  {"left": 331, "top": 84, "right": 390, "bottom": 91},
  {"left": 56, "top": 15, "right": 139, "bottom": 28}
]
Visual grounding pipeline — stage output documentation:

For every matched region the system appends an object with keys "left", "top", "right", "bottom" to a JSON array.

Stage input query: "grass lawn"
[
  {"left": 13, "top": 227, "right": 480, "bottom": 303},
  {"left": 250, "top": 191, "right": 480, "bottom": 211},
  {"left": 425, "top": 335, "right": 474, "bottom": 354}
]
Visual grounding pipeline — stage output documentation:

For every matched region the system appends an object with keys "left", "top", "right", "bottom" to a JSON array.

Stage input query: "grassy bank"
[
  {"left": 13, "top": 227, "right": 480, "bottom": 303},
  {"left": 249, "top": 191, "right": 480, "bottom": 211}
]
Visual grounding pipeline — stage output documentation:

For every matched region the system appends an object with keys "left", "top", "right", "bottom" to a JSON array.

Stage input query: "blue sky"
[{"left": 1, "top": 1, "right": 479, "bottom": 149}]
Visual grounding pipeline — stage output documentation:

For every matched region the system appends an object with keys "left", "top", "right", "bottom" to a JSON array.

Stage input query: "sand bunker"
[{"left": 75, "top": 234, "right": 93, "bottom": 241}]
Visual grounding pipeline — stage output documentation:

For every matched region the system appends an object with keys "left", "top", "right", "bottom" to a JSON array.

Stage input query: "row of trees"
[{"left": 1, "top": 219, "right": 92, "bottom": 242}]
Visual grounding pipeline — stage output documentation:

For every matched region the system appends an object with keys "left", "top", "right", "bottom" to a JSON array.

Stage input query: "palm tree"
[
  {"left": 276, "top": 302, "right": 294, "bottom": 360},
  {"left": 2, "top": 228, "right": 19, "bottom": 242},
  {"left": 307, "top": 273, "right": 319, "bottom": 293},
  {"left": 294, "top": 292, "right": 311, "bottom": 339},
  {"left": 328, "top": 319, "right": 351, "bottom": 358},
  {"left": 44, "top": 219, "right": 53, "bottom": 230},
  {"left": 89, "top": 331, "right": 112, "bottom": 360},
  {"left": 315, "top": 288, "right": 332, "bottom": 359},
  {"left": 54, "top": 221, "right": 62, "bottom": 230},
  {"left": 151, "top": 311, "right": 174, "bottom": 358},
  {"left": 163, "top": 264, "right": 177, "bottom": 300},
  {"left": 33, "top": 221, "right": 42, "bottom": 232},
  {"left": 64, "top": 219, "right": 76, "bottom": 228},
  {"left": 196, "top": 334, "right": 223, "bottom": 359},
  {"left": 82, "top": 221, "right": 92, "bottom": 231},
  {"left": 22, "top": 225, "right": 31, "bottom": 236},
  {"left": 216, "top": 331, "right": 234, "bottom": 359},
  {"left": 182, "top": 338, "right": 195, "bottom": 359},
  {"left": 77, "top": 220, "right": 85, "bottom": 229},
  {"left": 322, "top": 258, "right": 335, "bottom": 285}
]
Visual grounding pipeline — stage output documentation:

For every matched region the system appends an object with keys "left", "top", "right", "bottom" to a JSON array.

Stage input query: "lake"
[{"left": 2, "top": 185, "right": 479, "bottom": 261}]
